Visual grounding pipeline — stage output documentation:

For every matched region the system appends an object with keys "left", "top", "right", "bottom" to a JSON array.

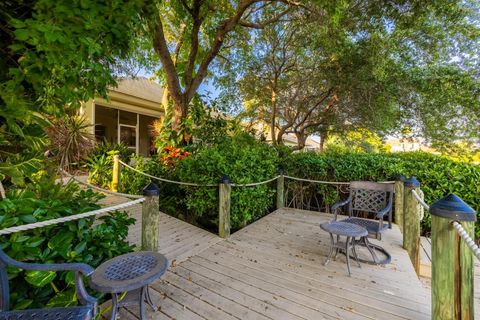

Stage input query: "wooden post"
[
  {"left": 276, "top": 168, "right": 285, "bottom": 210},
  {"left": 218, "top": 175, "right": 231, "bottom": 238},
  {"left": 403, "top": 176, "right": 421, "bottom": 274},
  {"left": 111, "top": 154, "right": 120, "bottom": 192},
  {"left": 394, "top": 175, "right": 405, "bottom": 232},
  {"left": 142, "top": 183, "right": 160, "bottom": 251},
  {"left": 430, "top": 194, "right": 476, "bottom": 320}
]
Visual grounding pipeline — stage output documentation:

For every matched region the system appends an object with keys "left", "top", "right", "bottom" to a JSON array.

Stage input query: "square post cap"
[
  {"left": 429, "top": 194, "right": 476, "bottom": 221},
  {"left": 143, "top": 183, "right": 160, "bottom": 197},
  {"left": 404, "top": 176, "right": 420, "bottom": 188},
  {"left": 220, "top": 175, "right": 231, "bottom": 184}
]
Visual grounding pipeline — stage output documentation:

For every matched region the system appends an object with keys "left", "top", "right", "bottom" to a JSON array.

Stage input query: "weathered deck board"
[
  {"left": 98, "top": 193, "right": 222, "bottom": 264},
  {"left": 106, "top": 202, "right": 431, "bottom": 320}
]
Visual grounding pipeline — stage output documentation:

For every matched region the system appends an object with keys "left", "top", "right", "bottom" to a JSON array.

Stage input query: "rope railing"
[
  {"left": 452, "top": 221, "right": 480, "bottom": 261},
  {"left": 60, "top": 169, "right": 144, "bottom": 199},
  {"left": 118, "top": 159, "right": 217, "bottom": 187},
  {"left": 119, "top": 159, "right": 398, "bottom": 188},
  {"left": 410, "top": 189, "right": 480, "bottom": 262},
  {"left": 231, "top": 175, "right": 281, "bottom": 187},
  {"left": 0, "top": 198, "right": 145, "bottom": 235},
  {"left": 283, "top": 175, "right": 350, "bottom": 185},
  {"left": 411, "top": 189, "right": 430, "bottom": 210}
]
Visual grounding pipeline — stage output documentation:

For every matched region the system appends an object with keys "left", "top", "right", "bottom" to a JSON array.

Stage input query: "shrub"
[
  {"left": 0, "top": 175, "right": 135, "bottom": 310},
  {"left": 176, "top": 134, "right": 279, "bottom": 230},
  {"left": 85, "top": 142, "right": 134, "bottom": 188}
]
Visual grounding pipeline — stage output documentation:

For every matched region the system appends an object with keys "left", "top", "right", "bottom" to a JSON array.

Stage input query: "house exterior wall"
[{"left": 80, "top": 78, "right": 165, "bottom": 156}]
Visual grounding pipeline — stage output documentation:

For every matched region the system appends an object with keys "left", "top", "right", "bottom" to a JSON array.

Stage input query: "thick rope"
[
  {"left": 231, "top": 175, "right": 281, "bottom": 187},
  {"left": 452, "top": 221, "right": 480, "bottom": 262},
  {"left": 284, "top": 175, "right": 350, "bottom": 185},
  {"left": 0, "top": 198, "right": 145, "bottom": 235},
  {"left": 118, "top": 160, "right": 217, "bottom": 187},
  {"left": 60, "top": 169, "right": 143, "bottom": 199},
  {"left": 411, "top": 189, "right": 430, "bottom": 210}
]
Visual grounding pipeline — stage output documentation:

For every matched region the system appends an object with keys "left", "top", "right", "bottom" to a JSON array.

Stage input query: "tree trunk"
[
  {"left": 292, "top": 131, "right": 307, "bottom": 151},
  {"left": 319, "top": 131, "right": 327, "bottom": 152},
  {"left": 270, "top": 88, "right": 277, "bottom": 145}
]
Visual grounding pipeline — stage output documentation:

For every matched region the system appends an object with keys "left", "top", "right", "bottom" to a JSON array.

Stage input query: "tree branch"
[
  {"left": 239, "top": 7, "right": 292, "bottom": 29},
  {"left": 152, "top": 19, "right": 183, "bottom": 107}
]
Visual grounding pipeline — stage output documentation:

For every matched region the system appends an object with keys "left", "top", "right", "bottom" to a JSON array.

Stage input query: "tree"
[
  {"left": 0, "top": 0, "right": 149, "bottom": 184},
  {"left": 149, "top": 0, "right": 298, "bottom": 142},
  {"left": 221, "top": 1, "right": 479, "bottom": 149}
]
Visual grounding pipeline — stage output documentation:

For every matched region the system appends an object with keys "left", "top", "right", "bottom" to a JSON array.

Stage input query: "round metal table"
[
  {"left": 320, "top": 221, "right": 368, "bottom": 276},
  {"left": 89, "top": 251, "right": 168, "bottom": 320}
]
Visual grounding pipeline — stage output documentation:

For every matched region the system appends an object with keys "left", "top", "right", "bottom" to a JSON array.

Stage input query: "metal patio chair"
[
  {"left": 331, "top": 181, "right": 394, "bottom": 264},
  {"left": 0, "top": 248, "right": 97, "bottom": 320}
]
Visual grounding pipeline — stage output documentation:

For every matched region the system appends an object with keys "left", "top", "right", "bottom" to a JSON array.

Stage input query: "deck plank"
[{"left": 97, "top": 193, "right": 431, "bottom": 320}]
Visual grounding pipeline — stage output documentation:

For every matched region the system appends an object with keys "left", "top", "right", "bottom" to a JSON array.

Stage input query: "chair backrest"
[{"left": 349, "top": 181, "right": 394, "bottom": 216}]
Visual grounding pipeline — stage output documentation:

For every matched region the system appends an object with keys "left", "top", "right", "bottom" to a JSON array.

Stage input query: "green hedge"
[
  {"left": 282, "top": 151, "right": 480, "bottom": 236},
  {"left": 87, "top": 140, "right": 479, "bottom": 237},
  {"left": 88, "top": 134, "right": 279, "bottom": 231}
]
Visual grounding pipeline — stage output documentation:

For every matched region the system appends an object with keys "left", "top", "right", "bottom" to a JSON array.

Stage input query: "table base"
[
  {"left": 324, "top": 234, "right": 362, "bottom": 276},
  {"left": 351, "top": 237, "right": 392, "bottom": 265},
  {"left": 110, "top": 286, "right": 156, "bottom": 320}
]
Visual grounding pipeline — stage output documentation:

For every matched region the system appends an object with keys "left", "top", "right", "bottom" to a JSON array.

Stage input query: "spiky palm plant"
[{"left": 46, "top": 115, "right": 95, "bottom": 171}]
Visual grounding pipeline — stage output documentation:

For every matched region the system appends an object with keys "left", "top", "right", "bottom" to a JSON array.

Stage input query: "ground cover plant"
[{"left": 0, "top": 174, "right": 135, "bottom": 310}]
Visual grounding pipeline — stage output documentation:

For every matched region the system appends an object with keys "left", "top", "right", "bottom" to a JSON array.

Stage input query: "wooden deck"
[{"left": 102, "top": 193, "right": 431, "bottom": 320}]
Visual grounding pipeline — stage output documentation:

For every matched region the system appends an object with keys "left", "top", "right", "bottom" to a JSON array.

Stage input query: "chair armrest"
[
  {"left": 331, "top": 196, "right": 351, "bottom": 211},
  {"left": 0, "top": 251, "right": 94, "bottom": 275},
  {"left": 332, "top": 196, "right": 352, "bottom": 211},
  {"left": 331, "top": 195, "right": 352, "bottom": 221},
  {"left": 376, "top": 201, "right": 393, "bottom": 219},
  {"left": 0, "top": 250, "right": 97, "bottom": 310}
]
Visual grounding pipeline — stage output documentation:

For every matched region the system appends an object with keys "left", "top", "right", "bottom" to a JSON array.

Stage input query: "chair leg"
[
  {"left": 363, "top": 236, "right": 379, "bottom": 264},
  {"left": 324, "top": 233, "right": 335, "bottom": 266}
]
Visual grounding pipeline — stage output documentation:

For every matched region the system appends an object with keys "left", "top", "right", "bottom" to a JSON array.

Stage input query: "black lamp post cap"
[
  {"left": 429, "top": 194, "right": 476, "bottom": 222},
  {"left": 143, "top": 183, "right": 160, "bottom": 196}
]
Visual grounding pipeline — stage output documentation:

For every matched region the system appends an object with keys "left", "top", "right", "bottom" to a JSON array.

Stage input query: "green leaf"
[
  {"left": 48, "top": 230, "right": 74, "bottom": 253},
  {"left": 46, "top": 289, "right": 77, "bottom": 308},
  {"left": 25, "top": 270, "right": 56, "bottom": 287},
  {"left": 14, "top": 29, "right": 30, "bottom": 41},
  {"left": 13, "top": 299, "right": 33, "bottom": 310}
]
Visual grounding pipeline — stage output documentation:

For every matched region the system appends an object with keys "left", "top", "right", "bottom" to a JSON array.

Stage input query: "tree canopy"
[{"left": 213, "top": 1, "right": 479, "bottom": 148}]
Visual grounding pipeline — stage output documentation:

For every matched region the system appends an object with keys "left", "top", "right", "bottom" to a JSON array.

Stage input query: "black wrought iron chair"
[
  {"left": 0, "top": 248, "right": 97, "bottom": 320},
  {"left": 331, "top": 181, "right": 394, "bottom": 264}
]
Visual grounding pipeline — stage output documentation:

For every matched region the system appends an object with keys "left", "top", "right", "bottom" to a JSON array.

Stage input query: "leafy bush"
[
  {"left": 85, "top": 142, "right": 134, "bottom": 188},
  {"left": 176, "top": 134, "right": 279, "bottom": 230},
  {"left": 88, "top": 134, "right": 279, "bottom": 231},
  {"left": 282, "top": 151, "right": 480, "bottom": 236},
  {"left": 0, "top": 175, "right": 135, "bottom": 310}
]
